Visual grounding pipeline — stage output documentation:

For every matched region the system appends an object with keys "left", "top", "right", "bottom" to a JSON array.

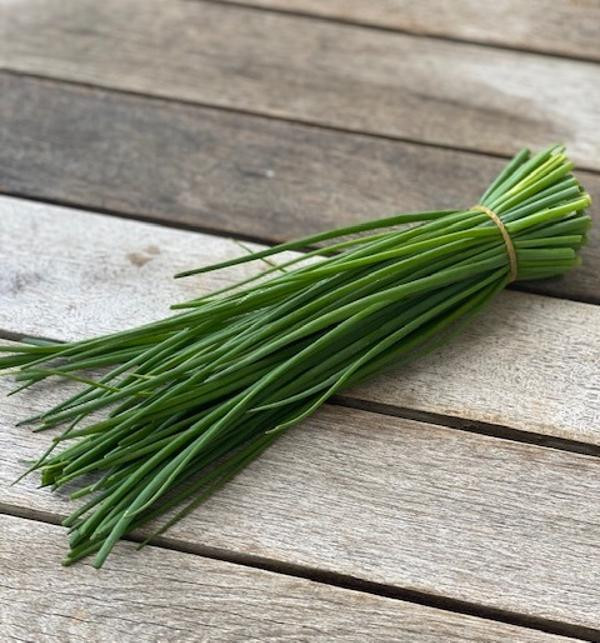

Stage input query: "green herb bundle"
[{"left": 1, "top": 145, "right": 591, "bottom": 567}]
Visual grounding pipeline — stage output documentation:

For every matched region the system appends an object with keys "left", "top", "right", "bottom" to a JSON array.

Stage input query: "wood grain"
[
  {"left": 1, "top": 74, "right": 598, "bottom": 304},
  {"left": 2, "top": 370, "right": 600, "bottom": 630},
  {"left": 6, "top": 515, "right": 572, "bottom": 643},
  {"left": 1, "top": 0, "right": 600, "bottom": 170},
  {"left": 222, "top": 0, "right": 600, "bottom": 62},
  {"left": 1, "top": 196, "right": 599, "bottom": 447}
]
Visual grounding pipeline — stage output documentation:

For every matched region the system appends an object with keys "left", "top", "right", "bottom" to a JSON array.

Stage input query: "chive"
[{"left": 1, "top": 145, "right": 591, "bottom": 567}]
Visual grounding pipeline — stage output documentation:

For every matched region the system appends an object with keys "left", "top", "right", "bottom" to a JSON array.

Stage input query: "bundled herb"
[{"left": 1, "top": 145, "right": 591, "bottom": 567}]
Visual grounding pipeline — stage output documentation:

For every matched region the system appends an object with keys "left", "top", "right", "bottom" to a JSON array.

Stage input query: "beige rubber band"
[{"left": 470, "top": 204, "right": 518, "bottom": 283}]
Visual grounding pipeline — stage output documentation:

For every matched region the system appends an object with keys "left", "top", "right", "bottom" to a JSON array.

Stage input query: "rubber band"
[{"left": 470, "top": 204, "right": 518, "bottom": 282}]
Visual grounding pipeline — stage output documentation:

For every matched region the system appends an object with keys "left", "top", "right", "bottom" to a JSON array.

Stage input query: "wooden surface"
[
  {"left": 1, "top": 72, "right": 599, "bottom": 304},
  {"left": 1, "top": 515, "right": 576, "bottom": 643},
  {"left": 225, "top": 0, "right": 600, "bottom": 61},
  {"left": 2, "top": 199, "right": 600, "bottom": 630},
  {"left": 1, "top": 0, "right": 599, "bottom": 640},
  {"left": 1, "top": 0, "right": 600, "bottom": 170}
]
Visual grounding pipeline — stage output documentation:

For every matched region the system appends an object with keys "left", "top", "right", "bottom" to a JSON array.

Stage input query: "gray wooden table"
[{"left": 1, "top": 2, "right": 599, "bottom": 641}]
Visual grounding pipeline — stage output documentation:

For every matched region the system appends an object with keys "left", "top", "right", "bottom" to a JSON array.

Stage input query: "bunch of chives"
[{"left": 0, "top": 144, "right": 591, "bottom": 567}]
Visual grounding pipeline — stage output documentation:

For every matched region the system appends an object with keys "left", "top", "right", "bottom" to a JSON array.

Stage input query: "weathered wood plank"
[
  {"left": 223, "top": 0, "right": 600, "bottom": 62},
  {"left": 2, "top": 372, "right": 599, "bottom": 630},
  {"left": 1, "top": 73, "right": 598, "bottom": 303},
  {"left": 1, "top": 1, "right": 600, "bottom": 170},
  {"left": 6, "top": 516, "right": 570, "bottom": 642},
  {"left": 1, "top": 196, "right": 599, "bottom": 446}
]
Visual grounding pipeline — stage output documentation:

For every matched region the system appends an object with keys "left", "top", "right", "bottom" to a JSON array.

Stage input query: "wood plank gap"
[
  {"left": 335, "top": 396, "right": 600, "bottom": 458},
  {"left": 1, "top": 183, "right": 598, "bottom": 308},
  {"left": 0, "top": 188, "right": 274, "bottom": 248},
  {"left": 0, "top": 328, "right": 58, "bottom": 345},
  {"left": 3, "top": 67, "right": 600, "bottom": 178},
  {"left": 207, "top": 0, "right": 600, "bottom": 66},
  {"left": 3, "top": 513, "right": 579, "bottom": 643},
  {"left": 0, "top": 503, "right": 594, "bottom": 641}
]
